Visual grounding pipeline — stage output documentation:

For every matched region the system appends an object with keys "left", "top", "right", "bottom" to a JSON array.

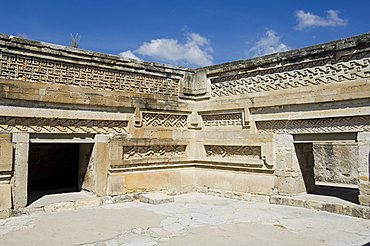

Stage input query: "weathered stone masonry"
[{"left": 0, "top": 33, "right": 369, "bottom": 210}]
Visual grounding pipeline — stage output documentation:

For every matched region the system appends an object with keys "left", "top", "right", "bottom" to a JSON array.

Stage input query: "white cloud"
[
  {"left": 118, "top": 50, "right": 142, "bottom": 61},
  {"left": 136, "top": 32, "right": 213, "bottom": 67},
  {"left": 295, "top": 10, "right": 348, "bottom": 30},
  {"left": 247, "top": 30, "right": 290, "bottom": 58}
]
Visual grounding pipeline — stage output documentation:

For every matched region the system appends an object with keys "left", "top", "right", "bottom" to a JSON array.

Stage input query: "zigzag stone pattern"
[
  {"left": 142, "top": 112, "right": 188, "bottom": 128},
  {"left": 204, "top": 145, "right": 261, "bottom": 158},
  {"left": 210, "top": 52, "right": 370, "bottom": 97},
  {"left": 122, "top": 145, "right": 187, "bottom": 160},
  {"left": 202, "top": 113, "right": 242, "bottom": 127},
  {"left": 0, "top": 52, "right": 180, "bottom": 96},
  {"left": 0, "top": 116, "right": 128, "bottom": 134},
  {"left": 256, "top": 116, "right": 370, "bottom": 134}
]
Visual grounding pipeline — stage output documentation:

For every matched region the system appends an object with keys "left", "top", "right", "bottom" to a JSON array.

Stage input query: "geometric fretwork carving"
[
  {"left": 204, "top": 145, "right": 261, "bottom": 159},
  {"left": 0, "top": 52, "right": 179, "bottom": 96},
  {"left": 256, "top": 116, "right": 370, "bottom": 134},
  {"left": 211, "top": 53, "right": 370, "bottom": 97},
  {"left": 142, "top": 112, "right": 188, "bottom": 128},
  {"left": 0, "top": 116, "right": 128, "bottom": 134},
  {"left": 202, "top": 113, "right": 242, "bottom": 127},
  {"left": 122, "top": 145, "right": 186, "bottom": 160}
]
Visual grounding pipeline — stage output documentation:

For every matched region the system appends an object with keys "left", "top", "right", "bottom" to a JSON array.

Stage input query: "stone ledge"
[
  {"left": 270, "top": 195, "right": 370, "bottom": 220},
  {"left": 4, "top": 195, "right": 136, "bottom": 220},
  {"left": 138, "top": 193, "right": 175, "bottom": 205},
  {"left": 196, "top": 187, "right": 271, "bottom": 203},
  {"left": 4, "top": 192, "right": 369, "bottom": 221}
]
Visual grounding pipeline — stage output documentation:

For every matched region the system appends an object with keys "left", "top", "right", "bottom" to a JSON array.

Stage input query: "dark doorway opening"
[
  {"left": 294, "top": 142, "right": 359, "bottom": 204},
  {"left": 27, "top": 143, "right": 93, "bottom": 205}
]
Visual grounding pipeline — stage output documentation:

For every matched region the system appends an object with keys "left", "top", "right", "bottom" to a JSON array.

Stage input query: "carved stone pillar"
[
  {"left": 358, "top": 132, "right": 370, "bottom": 206},
  {"left": 94, "top": 134, "right": 110, "bottom": 196},
  {"left": 274, "top": 134, "right": 306, "bottom": 195},
  {"left": 0, "top": 134, "right": 13, "bottom": 209},
  {"left": 12, "top": 133, "right": 29, "bottom": 209}
]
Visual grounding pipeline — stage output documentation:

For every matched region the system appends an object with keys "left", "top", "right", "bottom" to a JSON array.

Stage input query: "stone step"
[
  {"left": 269, "top": 195, "right": 370, "bottom": 219},
  {"left": 138, "top": 193, "right": 174, "bottom": 205}
]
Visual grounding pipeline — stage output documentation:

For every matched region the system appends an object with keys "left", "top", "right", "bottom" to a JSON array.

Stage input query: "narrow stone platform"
[
  {"left": 270, "top": 193, "right": 370, "bottom": 219},
  {"left": 27, "top": 190, "right": 96, "bottom": 208}
]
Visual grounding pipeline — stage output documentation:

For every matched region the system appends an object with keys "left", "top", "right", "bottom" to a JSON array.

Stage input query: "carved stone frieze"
[
  {"left": 0, "top": 52, "right": 179, "bottom": 96},
  {"left": 204, "top": 145, "right": 261, "bottom": 158},
  {"left": 0, "top": 116, "right": 128, "bottom": 134},
  {"left": 256, "top": 116, "right": 370, "bottom": 134},
  {"left": 142, "top": 112, "right": 188, "bottom": 128},
  {"left": 202, "top": 113, "right": 242, "bottom": 127},
  {"left": 122, "top": 145, "right": 186, "bottom": 160},
  {"left": 211, "top": 52, "right": 370, "bottom": 97}
]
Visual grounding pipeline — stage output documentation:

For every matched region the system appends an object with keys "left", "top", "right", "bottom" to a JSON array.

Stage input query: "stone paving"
[{"left": 0, "top": 193, "right": 370, "bottom": 246}]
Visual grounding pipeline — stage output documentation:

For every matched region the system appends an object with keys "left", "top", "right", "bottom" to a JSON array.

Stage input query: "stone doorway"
[
  {"left": 294, "top": 133, "right": 360, "bottom": 204},
  {"left": 27, "top": 142, "right": 94, "bottom": 205}
]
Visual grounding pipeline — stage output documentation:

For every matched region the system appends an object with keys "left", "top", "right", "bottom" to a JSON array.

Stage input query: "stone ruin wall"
[
  {"left": 195, "top": 33, "right": 370, "bottom": 203},
  {"left": 0, "top": 33, "right": 370, "bottom": 209}
]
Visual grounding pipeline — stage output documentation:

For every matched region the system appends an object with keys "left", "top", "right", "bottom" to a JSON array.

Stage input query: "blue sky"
[{"left": 1, "top": 0, "right": 369, "bottom": 67}]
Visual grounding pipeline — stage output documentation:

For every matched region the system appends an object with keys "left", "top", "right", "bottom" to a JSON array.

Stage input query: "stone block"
[
  {"left": 342, "top": 205, "right": 364, "bottom": 218},
  {"left": 0, "top": 141, "right": 13, "bottom": 172},
  {"left": 0, "top": 184, "right": 12, "bottom": 209},
  {"left": 283, "top": 197, "right": 305, "bottom": 207},
  {"left": 250, "top": 194, "right": 270, "bottom": 203},
  {"left": 0, "top": 209, "right": 10, "bottom": 219},
  {"left": 322, "top": 203, "right": 343, "bottom": 214},
  {"left": 12, "top": 133, "right": 29, "bottom": 143},
  {"left": 112, "top": 195, "right": 133, "bottom": 203},
  {"left": 74, "top": 198, "right": 101, "bottom": 209},
  {"left": 95, "top": 134, "right": 110, "bottom": 143},
  {"left": 274, "top": 176, "right": 306, "bottom": 195},
  {"left": 271, "top": 196, "right": 306, "bottom": 207},
  {"left": 269, "top": 196, "right": 283, "bottom": 205},
  {"left": 101, "top": 196, "right": 113, "bottom": 205},
  {"left": 124, "top": 172, "right": 171, "bottom": 193},
  {"left": 304, "top": 200, "right": 324, "bottom": 210},
  {"left": 109, "top": 175, "right": 125, "bottom": 195},
  {"left": 359, "top": 194, "right": 370, "bottom": 206},
  {"left": 139, "top": 193, "right": 174, "bottom": 205},
  {"left": 363, "top": 207, "right": 370, "bottom": 219},
  {"left": 359, "top": 182, "right": 370, "bottom": 194},
  {"left": 12, "top": 207, "right": 44, "bottom": 217},
  {"left": 44, "top": 202, "right": 75, "bottom": 212}
]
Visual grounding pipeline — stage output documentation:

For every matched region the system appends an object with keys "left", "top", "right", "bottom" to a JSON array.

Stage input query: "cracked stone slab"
[
  {"left": 139, "top": 193, "right": 175, "bottom": 205},
  {"left": 1, "top": 193, "right": 370, "bottom": 246}
]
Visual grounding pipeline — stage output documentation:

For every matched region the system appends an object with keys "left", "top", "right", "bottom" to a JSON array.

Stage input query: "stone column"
[
  {"left": 94, "top": 134, "right": 110, "bottom": 196},
  {"left": 12, "top": 133, "right": 29, "bottom": 209},
  {"left": 358, "top": 132, "right": 370, "bottom": 206},
  {"left": 274, "top": 134, "right": 306, "bottom": 195},
  {"left": 0, "top": 134, "right": 13, "bottom": 209}
]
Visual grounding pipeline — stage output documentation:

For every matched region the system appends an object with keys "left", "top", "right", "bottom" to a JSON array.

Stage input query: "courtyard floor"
[{"left": 0, "top": 192, "right": 369, "bottom": 246}]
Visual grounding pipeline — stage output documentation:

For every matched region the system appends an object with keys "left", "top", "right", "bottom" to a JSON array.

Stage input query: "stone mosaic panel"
[
  {"left": 0, "top": 116, "right": 128, "bottom": 134},
  {"left": 142, "top": 112, "right": 188, "bottom": 128},
  {"left": 211, "top": 52, "right": 370, "bottom": 97},
  {"left": 202, "top": 113, "right": 242, "bottom": 127},
  {"left": 256, "top": 116, "right": 370, "bottom": 134},
  {"left": 122, "top": 145, "right": 186, "bottom": 160},
  {"left": 0, "top": 52, "right": 179, "bottom": 96},
  {"left": 204, "top": 145, "right": 261, "bottom": 159}
]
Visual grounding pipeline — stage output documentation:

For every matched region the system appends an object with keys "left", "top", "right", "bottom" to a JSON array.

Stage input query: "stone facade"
[{"left": 0, "top": 32, "right": 369, "bottom": 209}]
